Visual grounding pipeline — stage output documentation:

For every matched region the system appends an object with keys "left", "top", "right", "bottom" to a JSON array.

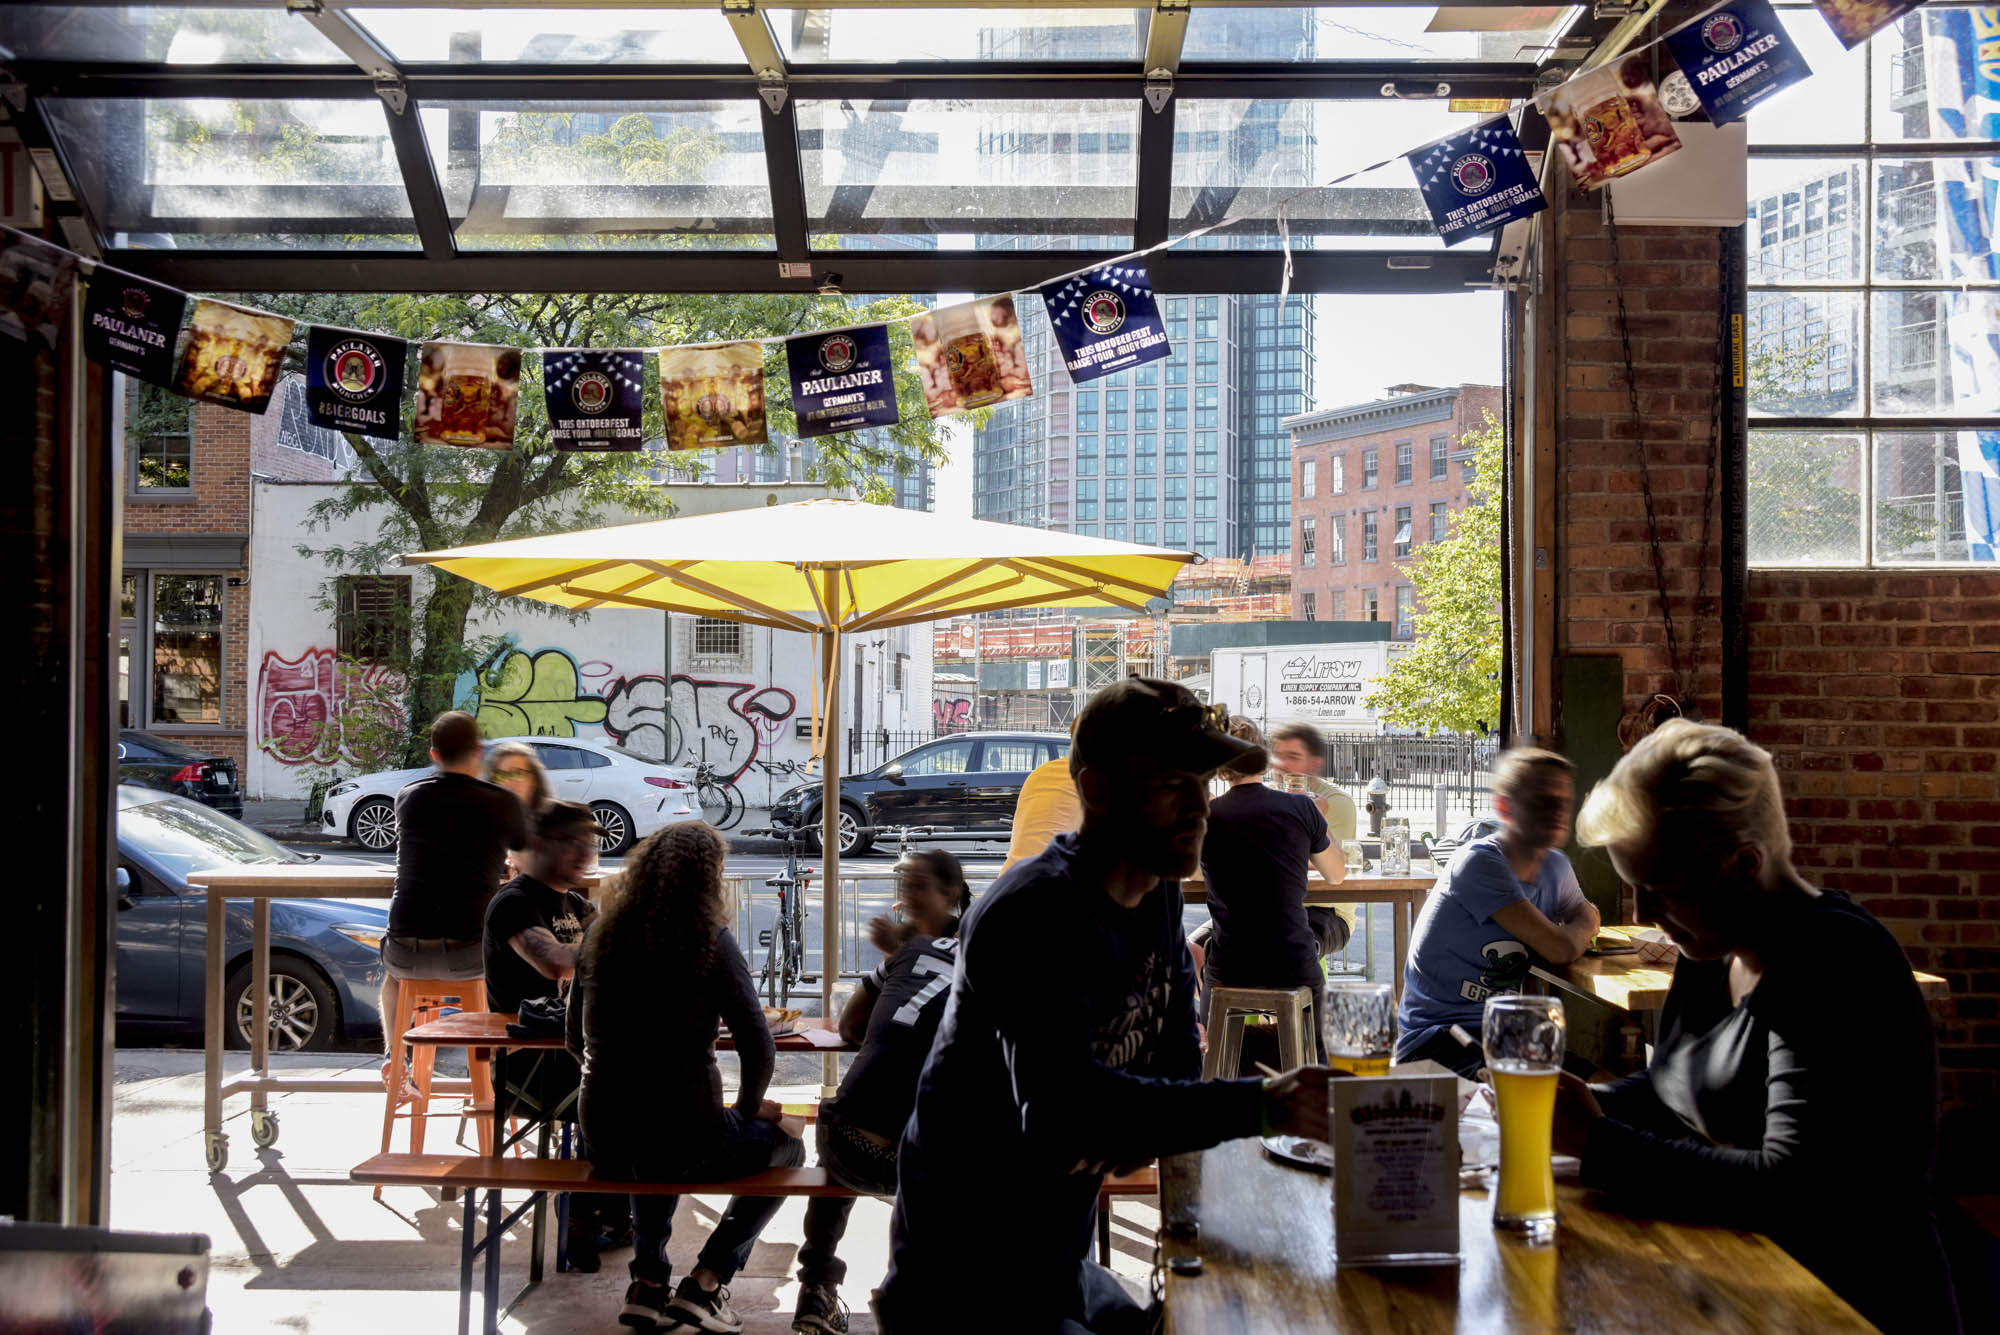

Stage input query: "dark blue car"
[{"left": 116, "top": 786, "right": 389, "bottom": 1051}]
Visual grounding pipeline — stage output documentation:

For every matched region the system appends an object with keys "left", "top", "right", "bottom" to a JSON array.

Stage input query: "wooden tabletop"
[
  {"left": 1533, "top": 926, "right": 1949, "bottom": 1012},
  {"left": 187, "top": 862, "right": 607, "bottom": 897},
  {"left": 1180, "top": 874, "right": 1434, "bottom": 907},
  {"left": 1161, "top": 1137, "right": 1874, "bottom": 1334},
  {"left": 405, "top": 1009, "right": 857, "bottom": 1054}
]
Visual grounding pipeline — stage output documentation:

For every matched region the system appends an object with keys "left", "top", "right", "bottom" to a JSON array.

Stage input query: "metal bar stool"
[
  {"left": 377, "top": 978, "right": 493, "bottom": 1198},
  {"left": 1201, "top": 985, "right": 1318, "bottom": 1079}
]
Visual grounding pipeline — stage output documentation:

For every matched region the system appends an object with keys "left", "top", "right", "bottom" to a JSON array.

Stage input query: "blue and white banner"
[
  {"left": 545, "top": 348, "right": 645, "bottom": 452},
  {"left": 1925, "top": 7, "right": 2000, "bottom": 562},
  {"left": 786, "top": 324, "right": 900, "bottom": 438},
  {"left": 306, "top": 325, "right": 406, "bottom": 440},
  {"left": 1040, "top": 261, "right": 1171, "bottom": 384},
  {"left": 1406, "top": 117, "right": 1547, "bottom": 245},
  {"left": 1662, "top": 0, "right": 1811, "bottom": 126}
]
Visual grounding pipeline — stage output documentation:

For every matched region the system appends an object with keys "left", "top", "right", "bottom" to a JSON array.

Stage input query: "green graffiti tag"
[{"left": 472, "top": 647, "right": 608, "bottom": 739}]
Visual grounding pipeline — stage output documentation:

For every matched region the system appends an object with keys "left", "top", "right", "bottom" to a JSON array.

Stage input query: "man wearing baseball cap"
[{"left": 875, "top": 678, "right": 1332, "bottom": 1334}]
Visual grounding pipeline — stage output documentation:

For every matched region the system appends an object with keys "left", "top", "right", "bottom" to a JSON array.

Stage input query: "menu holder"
[{"left": 1330, "top": 1073, "right": 1461, "bottom": 1265}]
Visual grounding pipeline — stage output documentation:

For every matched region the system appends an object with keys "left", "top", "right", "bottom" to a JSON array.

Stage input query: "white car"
[{"left": 320, "top": 736, "right": 700, "bottom": 855}]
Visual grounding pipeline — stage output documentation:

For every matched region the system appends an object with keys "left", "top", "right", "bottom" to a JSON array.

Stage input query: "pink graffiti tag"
[
  {"left": 933, "top": 697, "right": 972, "bottom": 733},
  {"left": 257, "top": 648, "right": 405, "bottom": 767}
]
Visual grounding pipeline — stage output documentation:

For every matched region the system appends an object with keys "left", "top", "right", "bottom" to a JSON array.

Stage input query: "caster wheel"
[
  {"left": 250, "top": 1109, "right": 279, "bottom": 1149},
  {"left": 204, "top": 1131, "right": 228, "bottom": 1174}
]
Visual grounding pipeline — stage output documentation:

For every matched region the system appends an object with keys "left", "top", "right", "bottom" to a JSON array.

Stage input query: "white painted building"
[{"left": 245, "top": 478, "right": 935, "bottom": 807}]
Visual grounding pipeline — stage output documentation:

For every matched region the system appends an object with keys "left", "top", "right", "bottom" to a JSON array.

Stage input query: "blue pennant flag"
[
  {"left": 306, "top": 325, "right": 407, "bottom": 440},
  {"left": 786, "top": 324, "right": 900, "bottom": 438},
  {"left": 1663, "top": 0, "right": 1812, "bottom": 126},
  {"left": 1039, "top": 261, "right": 1171, "bottom": 385},
  {"left": 545, "top": 348, "right": 645, "bottom": 452},
  {"left": 1407, "top": 117, "right": 1547, "bottom": 246}
]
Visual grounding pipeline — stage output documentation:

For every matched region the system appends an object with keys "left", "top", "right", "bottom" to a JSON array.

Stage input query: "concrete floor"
[{"left": 108, "top": 1048, "right": 1162, "bottom": 1334}]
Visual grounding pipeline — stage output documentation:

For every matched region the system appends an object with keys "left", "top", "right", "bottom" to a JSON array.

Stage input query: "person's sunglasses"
[{"left": 493, "top": 767, "right": 533, "bottom": 780}]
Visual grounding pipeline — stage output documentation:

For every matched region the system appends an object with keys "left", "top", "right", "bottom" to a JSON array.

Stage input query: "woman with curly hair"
[
  {"left": 567, "top": 822, "right": 803, "bottom": 1332},
  {"left": 485, "top": 741, "right": 551, "bottom": 879}
]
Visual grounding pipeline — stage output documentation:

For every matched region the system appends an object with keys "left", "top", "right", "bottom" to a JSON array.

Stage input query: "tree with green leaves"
[{"left": 1363, "top": 410, "right": 1503, "bottom": 735}]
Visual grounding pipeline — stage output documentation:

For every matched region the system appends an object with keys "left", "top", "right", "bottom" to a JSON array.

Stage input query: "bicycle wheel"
[
  {"left": 773, "top": 912, "right": 793, "bottom": 1009},
  {"left": 697, "top": 779, "right": 733, "bottom": 827},
  {"left": 713, "top": 783, "right": 743, "bottom": 831},
  {"left": 761, "top": 901, "right": 783, "bottom": 1008}
]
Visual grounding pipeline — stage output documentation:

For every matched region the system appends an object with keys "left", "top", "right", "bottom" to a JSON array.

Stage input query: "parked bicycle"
[
  {"left": 740, "top": 826, "right": 812, "bottom": 1008},
  {"left": 692, "top": 761, "right": 744, "bottom": 832}
]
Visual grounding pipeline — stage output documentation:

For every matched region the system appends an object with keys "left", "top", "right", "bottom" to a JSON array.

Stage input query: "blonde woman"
[
  {"left": 1557, "top": 720, "right": 1959, "bottom": 1335},
  {"left": 486, "top": 741, "right": 550, "bottom": 879}
]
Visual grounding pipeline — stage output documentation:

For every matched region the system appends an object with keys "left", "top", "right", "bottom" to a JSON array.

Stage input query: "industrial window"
[
  {"left": 1430, "top": 434, "right": 1450, "bottom": 480},
  {"left": 129, "top": 381, "right": 193, "bottom": 494},
  {"left": 1330, "top": 455, "right": 1345, "bottom": 494},
  {"left": 1362, "top": 449, "right": 1379, "bottom": 490},
  {"left": 1328, "top": 515, "right": 1346, "bottom": 565},
  {"left": 1300, "top": 516, "right": 1316, "bottom": 567},
  {"left": 1361, "top": 588, "right": 1379, "bottom": 621},
  {"left": 1394, "top": 505, "right": 1413, "bottom": 558},
  {"left": 336, "top": 575, "right": 412, "bottom": 663},
  {"left": 1302, "top": 592, "right": 1317, "bottom": 620},
  {"left": 1362, "top": 511, "right": 1379, "bottom": 562},
  {"left": 1395, "top": 442, "right": 1413, "bottom": 485},
  {"left": 1395, "top": 585, "right": 1416, "bottom": 637},
  {"left": 694, "top": 616, "right": 744, "bottom": 658},
  {"left": 1748, "top": 5, "right": 1996, "bottom": 565},
  {"left": 1431, "top": 500, "right": 1450, "bottom": 543},
  {"left": 1301, "top": 458, "right": 1315, "bottom": 498}
]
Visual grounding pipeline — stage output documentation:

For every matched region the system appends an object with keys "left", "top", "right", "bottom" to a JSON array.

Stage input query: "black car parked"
[
  {"left": 117, "top": 729, "right": 243, "bottom": 819},
  {"left": 769, "top": 731, "right": 1069, "bottom": 856}
]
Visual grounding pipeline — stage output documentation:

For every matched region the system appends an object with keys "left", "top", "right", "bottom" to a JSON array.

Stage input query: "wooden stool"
[
  {"left": 378, "top": 977, "right": 493, "bottom": 1196},
  {"left": 1202, "top": 986, "right": 1317, "bottom": 1079}
]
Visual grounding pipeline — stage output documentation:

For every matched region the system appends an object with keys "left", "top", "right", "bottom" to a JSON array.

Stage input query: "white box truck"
[{"left": 1210, "top": 642, "right": 1396, "bottom": 729}]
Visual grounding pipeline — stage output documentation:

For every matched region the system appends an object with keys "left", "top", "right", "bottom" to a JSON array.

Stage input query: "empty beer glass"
[
  {"left": 1323, "top": 981, "right": 1393, "bottom": 1077},
  {"left": 1483, "top": 994, "right": 1565, "bottom": 1237}
]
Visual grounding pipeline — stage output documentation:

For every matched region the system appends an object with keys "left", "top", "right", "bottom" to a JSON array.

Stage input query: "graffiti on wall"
[
  {"left": 457, "top": 642, "right": 608, "bottom": 738},
  {"left": 933, "top": 697, "right": 973, "bottom": 733},
  {"left": 603, "top": 673, "right": 798, "bottom": 782},
  {"left": 257, "top": 648, "right": 406, "bottom": 766}
]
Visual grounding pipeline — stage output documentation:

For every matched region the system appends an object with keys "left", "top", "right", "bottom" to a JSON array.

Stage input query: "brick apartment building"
[
  {"left": 1285, "top": 383, "right": 1501, "bottom": 635},
  {"left": 120, "top": 375, "right": 353, "bottom": 771}
]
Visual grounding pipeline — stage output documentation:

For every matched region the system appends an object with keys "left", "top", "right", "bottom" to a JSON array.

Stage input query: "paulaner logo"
[
  {"left": 326, "top": 339, "right": 385, "bottom": 403},
  {"left": 819, "top": 333, "right": 858, "bottom": 373},
  {"left": 571, "top": 370, "right": 613, "bottom": 414},
  {"left": 120, "top": 287, "right": 151, "bottom": 321},
  {"left": 1701, "top": 12, "right": 1744, "bottom": 53},
  {"left": 1083, "top": 290, "right": 1127, "bottom": 337},
  {"left": 1451, "top": 153, "right": 1497, "bottom": 196}
]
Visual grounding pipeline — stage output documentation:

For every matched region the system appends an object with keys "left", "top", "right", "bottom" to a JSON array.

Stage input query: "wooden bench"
[{"left": 352, "top": 1152, "right": 1158, "bottom": 1335}]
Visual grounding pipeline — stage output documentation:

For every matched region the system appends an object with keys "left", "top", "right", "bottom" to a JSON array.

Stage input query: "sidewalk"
[{"left": 244, "top": 799, "right": 348, "bottom": 846}]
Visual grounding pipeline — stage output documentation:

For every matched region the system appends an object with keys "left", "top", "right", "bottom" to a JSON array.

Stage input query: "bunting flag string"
[{"left": 0, "top": 0, "right": 1918, "bottom": 451}]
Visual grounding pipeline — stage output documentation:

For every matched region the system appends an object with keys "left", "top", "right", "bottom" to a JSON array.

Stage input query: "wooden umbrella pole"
[{"left": 818, "top": 588, "right": 842, "bottom": 1097}]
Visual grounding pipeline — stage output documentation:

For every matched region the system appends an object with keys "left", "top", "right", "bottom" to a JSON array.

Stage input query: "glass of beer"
[
  {"left": 1323, "top": 981, "right": 1393, "bottom": 1077},
  {"left": 1483, "top": 994, "right": 1565, "bottom": 1237}
]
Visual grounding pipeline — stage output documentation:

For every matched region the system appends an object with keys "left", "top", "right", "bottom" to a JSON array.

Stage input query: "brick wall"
[
  {"left": 125, "top": 402, "right": 249, "bottom": 764},
  {"left": 1551, "top": 185, "right": 1999, "bottom": 1180},
  {"left": 1745, "top": 570, "right": 2000, "bottom": 1165}
]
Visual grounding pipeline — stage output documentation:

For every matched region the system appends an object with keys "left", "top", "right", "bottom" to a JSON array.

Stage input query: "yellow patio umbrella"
[{"left": 403, "top": 498, "right": 1196, "bottom": 1040}]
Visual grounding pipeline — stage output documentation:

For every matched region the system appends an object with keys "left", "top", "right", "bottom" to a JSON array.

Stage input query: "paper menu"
[{"left": 1331, "top": 1074, "right": 1461, "bottom": 1265}]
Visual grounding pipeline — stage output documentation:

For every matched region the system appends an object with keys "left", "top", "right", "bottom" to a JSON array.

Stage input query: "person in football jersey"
[{"left": 791, "top": 850, "right": 971, "bottom": 1334}]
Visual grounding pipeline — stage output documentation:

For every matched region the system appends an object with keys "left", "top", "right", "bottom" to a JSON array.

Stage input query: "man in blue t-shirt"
[{"left": 1396, "top": 748, "right": 1600, "bottom": 1076}]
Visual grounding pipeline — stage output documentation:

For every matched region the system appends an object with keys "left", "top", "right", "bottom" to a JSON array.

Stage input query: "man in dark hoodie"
[{"left": 875, "top": 679, "right": 1332, "bottom": 1334}]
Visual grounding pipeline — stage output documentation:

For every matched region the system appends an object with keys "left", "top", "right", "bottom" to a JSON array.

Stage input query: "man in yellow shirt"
[{"left": 1001, "top": 752, "right": 1083, "bottom": 873}]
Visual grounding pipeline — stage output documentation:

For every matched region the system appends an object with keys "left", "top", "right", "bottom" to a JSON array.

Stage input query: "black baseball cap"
[
  {"left": 1070, "top": 677, "right": 1266, "bottom": 780},
  {"left": 536, "top": 799, "right": 606, "bottom": 839}
]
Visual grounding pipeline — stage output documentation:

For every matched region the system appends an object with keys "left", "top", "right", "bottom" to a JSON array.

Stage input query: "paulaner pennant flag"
[
  {"left": 0, "top": 227, "right": 76, "bottom": 352},
  {"left": 1539, "top": 61, "right": 1684, "bottom": 191},
  {"left": 415, "top": 341, "right": 521, "bottom": 450},
  {"left": 305, "top": 325, "right": 407, "bottom": 441},
  {"left": 910, "top": 297, "right": 1032, "bottom": 420},
  {"left": 1663, "top": 0, "right": 1811, "bottom": 126},
  {"left": 661, "top": 341, "right": 767, "bottom": 451},
  {"left": 787, "top": 324, "right": 900, "bottom": 439},
  {"left": 1407, "top": 117, "right": 1547, "bottom": 245},
  {"left": 1039, "top": 261, "right": 1171, "bottom": 385},
  {"left": 173, "top": 298, "right": 295, "bottom": 414},
  {"left": 545, "top": 348, "right": 645, "bottom": 452},
  {"left": 82, "top": 271, "right": 186, "bottom": 386}
]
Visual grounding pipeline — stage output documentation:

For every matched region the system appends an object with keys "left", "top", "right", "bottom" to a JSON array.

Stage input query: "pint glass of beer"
[
  {"left": 1483, "top": 994, "right": 1565, "bottom": 1236},
  {"left": 1323, "top": 981, "right": 1393, "bottom": 1077}
]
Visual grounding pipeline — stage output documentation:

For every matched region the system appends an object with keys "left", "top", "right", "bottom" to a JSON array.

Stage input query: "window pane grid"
[{"left": 1749, "top": 5, "right": 1998, "bottom": 568}]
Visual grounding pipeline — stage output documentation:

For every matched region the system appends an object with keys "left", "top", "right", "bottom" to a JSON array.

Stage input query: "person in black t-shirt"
[
  {"left": 379, "top": 711, "right": 530, "bottom": 1065},
  {"left": 1197, "top": 716, "right": 1349, "bottom": 1070},
  {"left": 792, "top": 850, "right": 971, "bottom": 1334},
  {"left": 875, "top": 680, "right": 1334, "bottom": 1335},
  {"left": 481, "top": 799, "right": 627, "bottom": 1270}
]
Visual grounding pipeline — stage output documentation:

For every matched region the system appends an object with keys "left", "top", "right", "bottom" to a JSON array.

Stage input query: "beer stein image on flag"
[
  {"left": 1812, "top": 0, "right": 1920, "bottom": 49},
  {"left": 0, "top": 228, "right": 76, "bottom": 352},
  {"left": 1039, "top": 261, "right": 1171, "bottom": 385},
  {"left": 415, "top": 341, "right": 522, "bottom": 450},
  {"left": 1661, "top": 0, "right": 1811, "bottom": 126},
  {"left": 82, "top": 272, "right": 185, "bottom": 387},
  {"left": 173, "top": 298, "right": 295, "bottom": 414},
  {"left": 661, "top": 341, "right": 767, "bottom": 451},
  {"left": 306, "top": 325, "right": 407, "bottom": 441},
  {"left": 787, "top": 324, "right": 899, "bottom": 439},
  {"left": 1407, "top": 117, "right": 1547, "bottom": 245},
  {"left": 545, "top": 348, "right": 645, "bottom": 452},
  {"left": 1540, "top": 62, "right": 1683, "bottom": 191},
  {"left": 910, "top": 297, "right": 1032, "bottom": 419}
]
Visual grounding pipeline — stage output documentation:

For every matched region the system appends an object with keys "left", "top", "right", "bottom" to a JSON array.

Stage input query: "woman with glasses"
[
  {"left": 568, "top": 822, "right": 804, "bottom": 1332},
  {"left": 1556, "top": 720, "right": 1960, "bottom": 1335},
  {"left": 486, "top": 741, "right": 550, "bottom": 879}
]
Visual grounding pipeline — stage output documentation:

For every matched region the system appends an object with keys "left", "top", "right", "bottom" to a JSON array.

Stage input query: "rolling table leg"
[
  {"left": 204, "top": 891, "right": 225, "bottom": 1165},
  {"left": 251, "top": 898, "right": 270, "bottom": 1109}
]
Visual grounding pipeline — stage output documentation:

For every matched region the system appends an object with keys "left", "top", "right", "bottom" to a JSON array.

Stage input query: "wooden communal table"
[
  {"left": 1159, "top": 1136, "right": 1874, "bottom": 1334},
  {"left": 1531, "top": 924, "right": 1951, "bottom": 1013},
  {"left": 1181, "top": 873, "right": 1435, "bottom": 1003},
  {"left": 183, "top": 862, "right": 602, "bottom": 1175}
]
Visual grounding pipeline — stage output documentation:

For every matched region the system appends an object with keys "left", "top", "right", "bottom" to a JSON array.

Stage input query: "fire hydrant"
[{"left": 1366, "top": 774, "right": 1390, "bottom": 837}]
